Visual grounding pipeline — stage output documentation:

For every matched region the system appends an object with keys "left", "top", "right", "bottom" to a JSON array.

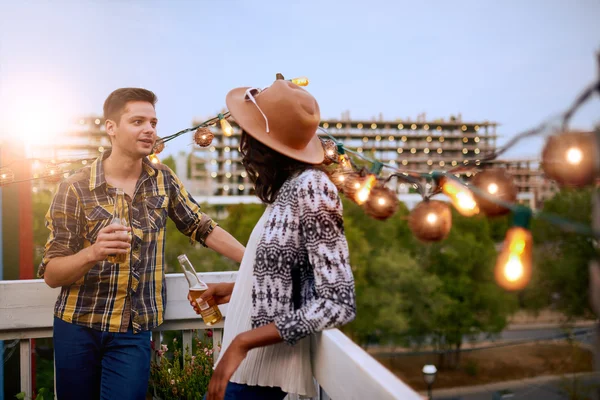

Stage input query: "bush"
[{"left": 149, "top": 330, "right": 218, "bottom": 399}]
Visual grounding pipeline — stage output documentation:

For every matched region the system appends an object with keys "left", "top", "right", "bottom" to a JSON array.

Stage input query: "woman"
[{"left": 190, "top": 78, "right": 356, "bottom": 400}]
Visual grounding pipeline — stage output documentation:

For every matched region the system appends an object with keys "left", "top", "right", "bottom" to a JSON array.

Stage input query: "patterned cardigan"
[{"left": 251, "top": 168, "right": 356, "bottom": 345}]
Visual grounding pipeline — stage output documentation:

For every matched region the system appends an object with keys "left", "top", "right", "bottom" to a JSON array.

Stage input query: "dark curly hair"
[{"left": 240, "top": 130, "right": 316, "bottom": 204}]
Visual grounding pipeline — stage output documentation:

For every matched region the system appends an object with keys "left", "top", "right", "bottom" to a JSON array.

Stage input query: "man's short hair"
[{"left": 103, "top": 88, "right": 158, "bottom": 125}]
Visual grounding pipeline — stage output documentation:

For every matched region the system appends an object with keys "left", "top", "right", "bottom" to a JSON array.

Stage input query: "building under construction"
[{"left": 189, "top": 114, "right": 550, "bottom": 208}]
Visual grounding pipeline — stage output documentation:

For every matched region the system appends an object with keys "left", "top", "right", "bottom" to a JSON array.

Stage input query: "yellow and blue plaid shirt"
[{"left": 38, "top": 151, "right": 217, "bottom": 333}]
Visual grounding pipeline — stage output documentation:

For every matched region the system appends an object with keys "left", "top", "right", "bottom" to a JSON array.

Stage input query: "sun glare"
[{"left": 3, "top": 80, "right": 77, "bottom": 150}]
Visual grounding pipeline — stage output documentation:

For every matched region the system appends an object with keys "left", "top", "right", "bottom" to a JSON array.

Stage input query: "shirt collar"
[{"left": 89, "top": 150, "right": 157, "bottom": 192}]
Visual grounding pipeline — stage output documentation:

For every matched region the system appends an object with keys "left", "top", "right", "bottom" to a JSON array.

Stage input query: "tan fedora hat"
[{"left": 226, "top": 79, "right": 324, "bottom": 165}]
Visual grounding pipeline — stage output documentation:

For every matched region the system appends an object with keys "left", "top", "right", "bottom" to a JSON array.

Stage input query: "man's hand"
[
  {"left": 206, "top": 337, "right": 248, "bottom": 400},
  {"left": 187, "top": 282, "right": 234, "bottom": 314},
  {"left": 89, "top": 223, "right": 131, "bottom": 262}
]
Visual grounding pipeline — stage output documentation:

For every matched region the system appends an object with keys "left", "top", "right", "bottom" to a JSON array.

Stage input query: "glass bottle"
[
  {"left": 107, "top": 188, "right": 129, "bottom": 264},
  {"left": 178, "top": 254, "right": 223, "bottom": 326}
]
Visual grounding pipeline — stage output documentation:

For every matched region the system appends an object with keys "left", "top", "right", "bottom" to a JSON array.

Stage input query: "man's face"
[{"left": 107, "top": 101, "right": 157, "bottom": 158}]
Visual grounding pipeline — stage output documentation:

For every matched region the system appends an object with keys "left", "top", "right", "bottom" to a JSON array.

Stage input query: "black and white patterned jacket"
[{"left": 251, "top": 168, "right": 356, "bottom": 345}]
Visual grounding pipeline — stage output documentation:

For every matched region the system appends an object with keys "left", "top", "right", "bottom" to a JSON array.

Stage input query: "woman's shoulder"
[{"left": 291, "top": 168, "right": 340, "bottom": 201}]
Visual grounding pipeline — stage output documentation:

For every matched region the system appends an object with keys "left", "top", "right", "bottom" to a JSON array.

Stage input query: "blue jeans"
[
  {"left": 53, "top": 316, "right": 151, "bottom": 400},
  {"left": 203, "top": 382, "right": 287, "bottom": 400}
]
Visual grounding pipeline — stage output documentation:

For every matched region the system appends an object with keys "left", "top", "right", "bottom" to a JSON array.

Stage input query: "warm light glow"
[
  {"left": 377, "top": 197, "right": 386, "bottom": 206},
  {"left": 426, "top": 213, "right": 438, "bottom": 224},
  {"left": 326, "top": 149, "right": 335, "bottom": 157},
  {"left": 355, "top": 175, "right": 376, "bottom": 205},
  {"left": 336, "top": 123, "right": 342, "bottom": 129},
  {"left": 291, "top": 76, "right": 309, "bottom": 86},
  {"left": 4, "top": 78, "right": 78, "bottom": 149},
  {"left": 371, "top": 123, "right": 377, "bottom": 129},
  {"left": 220, "top": 118, "right": 233, "bottom": 137},
  {"left": 495, "top": 227, "right": 533, "bottom": 291},
  {"left": 487, "top": 183, "right": 499, "bottom": 194},
  {"left": 566, "top": 147, "right": 583, "bottom": 165},
  {"left": 148, "top": 154, "right": 160, "bottom": 164},
  {"left": 323, "top": 122, "right": 329, "bottom": 129},
  {"left": 442, "top": 178, "right": 479, "bottom": 216}
]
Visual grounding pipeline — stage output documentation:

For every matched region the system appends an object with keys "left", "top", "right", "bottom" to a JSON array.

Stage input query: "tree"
[
  {"left": 524, "top": 187, "right": 596, "bottom": 318},
  {"left": 413, "top": 211, "right": 518, "bottom": 369}
]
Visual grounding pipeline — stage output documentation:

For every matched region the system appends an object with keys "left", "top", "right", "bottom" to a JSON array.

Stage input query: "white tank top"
[{"left": 215, "top": 206, "right": 317, "bottom": 398}]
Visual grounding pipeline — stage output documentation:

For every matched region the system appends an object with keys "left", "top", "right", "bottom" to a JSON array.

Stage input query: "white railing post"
[
  {"left": 151, "top": 331, "right": 162, "bottom": 363},
  {"left": 19, "top": 339, "right": 32, "bottom": 398},
  {"left": 212, "top": 328, "right": 223, "bottom": 365},
  {"left": 182, "top": 329, "right": 193, "bottom": 357}
]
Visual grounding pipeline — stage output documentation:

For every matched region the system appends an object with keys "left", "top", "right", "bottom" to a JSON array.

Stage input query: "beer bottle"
[
  {"left": 107, "top": 188, "right": 129, "bottom": 264},
  {"left": 178, "top": 254, "right": 223, "bottom": 326}
]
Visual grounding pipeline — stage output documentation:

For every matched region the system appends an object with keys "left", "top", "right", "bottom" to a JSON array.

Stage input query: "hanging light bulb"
[
  {"left": 541, "top": 131, "right": 599, "bottom": 188},
  {"left": 148, "top": 154, "right": 160, "bottom": 164},
  {"left": 408, "top": 200, "right": 452, "bottom": 242},
  {"left": 495, "top": 208, "right": 533, "bottom": 291},
  {"left": 219, "top": 114, "right": 233, "bottom": 137},
  {"left": 355, "top": 174, "right": 376, "bottom": 205},
  {"left": 363, "top": 185, "right": 399, "bottom": 220},
  {"left": 350, "top": 162, "right": 383, "bottom": 205},
  {"left": 0, "top": 168, "right": 15, "bottom": 186},
  {"left": 44, "top": 164, "right": 62, "bottom": 183},
  {"left": 194, "top": 127, "right": 214, "bottom": 147},
  {"left": 471, "top": 168, "right": 518, "bottom": 217},
  {"left": 290, "top": 76, "right": 309, "bottom": 86},
  {"left": 433, "top": 173, "right": 479, "bottom": 216},
  {"left": 153, "top": 139, "right": 165, "bottom": 154},
  {"left": 322, "top": 139, "right": 338, "bottom": 165}
]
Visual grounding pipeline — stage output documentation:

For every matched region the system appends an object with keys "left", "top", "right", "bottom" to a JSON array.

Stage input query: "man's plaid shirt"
[{"left": 38, "top": 152, "right": 217, "bottom": 333}]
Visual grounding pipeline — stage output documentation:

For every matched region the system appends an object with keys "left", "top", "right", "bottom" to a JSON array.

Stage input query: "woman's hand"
[
  {"left": 187, "top": 282, "right": 234, "bottom": 314},
  {"left": 206, "top": 337, "right": 249, "bottom": 400}
]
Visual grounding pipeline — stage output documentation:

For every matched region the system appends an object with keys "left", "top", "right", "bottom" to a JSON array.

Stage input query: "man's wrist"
[{"left": 82, "top": 246, "right": 99, "bottom": 264}]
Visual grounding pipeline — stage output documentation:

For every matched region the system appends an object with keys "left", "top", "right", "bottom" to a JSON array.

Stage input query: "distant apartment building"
[{"left": 188, "top": 113, "right": 549, "bottom": 209}]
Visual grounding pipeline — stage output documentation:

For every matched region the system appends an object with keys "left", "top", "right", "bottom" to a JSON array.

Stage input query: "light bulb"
[
  {"left": 495, "top": 227, "right": 532, "bottom": 291},
  {"left": 377, "top": 197, "right": 386, "bottom": 206},
  {"left": 566, "top": 147, "right": 583, "bottom": 165},
  {"left": 220, "top": 117, "right": 233, "bottom": 137},
  {"left": 487, "top": 183, "right": 499, "bottom": 194},
  {"left": 149, "top": 154, "right": 160, "bottom": 164},
  {"left": 355, "top": 175, "right": 376, "bottom": 205},
  {"left": 291, "top": 76, "right": 309, "bottom": 86},
  {"left": 426, "top": 213, "right": 438, "bottom": 224},
  {"left": 441, "top": 178, "right": 479, "bottom": 216}
]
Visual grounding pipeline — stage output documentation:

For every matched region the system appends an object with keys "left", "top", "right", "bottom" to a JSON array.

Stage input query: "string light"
[
  {"left": 364, "top": 185, "right": 399, "bottom": 220},
  {"left": 290, "top": 76, "right": 309, "bottom": 86},
  {"left": 541, "top": 131, "right": 599, "bottom": 188},
  {"left": 408, "top": 200, "right": 452, "bottom": 242},
  {"left": 219, "top": 113, "right": 233, "bottom": 137},
  {"left": 0, "top": 168, "right": 15, "bottom": 186},
  {"left": 153, "top": 140, "right": 165, "bottom": 155},
  {"left": 495, "top": 208, "right": 533, "bottom": 291},
  {"left": 433, "top": 173, "right": 479, "bottom": 216},
  {"left": 194, "top": 127, "right": 214, "bottom": 147},
  {"left": 43, "top": 164, "right": 62, "bottom": 183},
  {"left": 471, "top": 168, "right": 517, "bottom": 217}
]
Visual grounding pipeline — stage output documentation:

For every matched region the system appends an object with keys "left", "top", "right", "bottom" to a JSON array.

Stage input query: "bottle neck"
[{"left": 179, "top": 257, "right": 204, "bottom": 288}]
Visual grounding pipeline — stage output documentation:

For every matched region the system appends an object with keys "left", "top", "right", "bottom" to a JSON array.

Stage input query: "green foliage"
[
  {"left": 161, "top": 155, "right": 177, "bottom": 173},
  {"left": 524, "top": 187, "right": 597, "bottom": 318},
  {"left": 15, "top": 387, "right": 54, "bottom": 400},
  {"left": 32, "top": 190, "right": 54, "bottom": 267},
  {"left": 413, "top": 211, "right": 517, "bottom": 366},
  {"left": 149, "top": 331, "right": 216, "bottom": 400}
]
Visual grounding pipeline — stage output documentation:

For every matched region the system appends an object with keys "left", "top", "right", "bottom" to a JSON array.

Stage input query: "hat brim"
[{"left": 226, "top": 87, "right": 325, "bottom": 165}]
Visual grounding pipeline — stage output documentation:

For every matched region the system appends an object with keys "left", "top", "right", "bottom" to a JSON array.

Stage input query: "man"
[{"left": 38, "top": 88, "right": 245, "bottom": 400}]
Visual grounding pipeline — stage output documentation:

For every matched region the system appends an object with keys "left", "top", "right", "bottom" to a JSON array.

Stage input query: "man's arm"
[
  {"left": 44, "top": 224, "right": 131, "bottom": 288},
  {"left": 204, "top": 227, "right": 245, "bottom": 263}
]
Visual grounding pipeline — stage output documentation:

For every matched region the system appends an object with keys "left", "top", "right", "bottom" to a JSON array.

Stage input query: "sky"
[{"left": 0, "top": 0, "right": 598, "bottom": 160}]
